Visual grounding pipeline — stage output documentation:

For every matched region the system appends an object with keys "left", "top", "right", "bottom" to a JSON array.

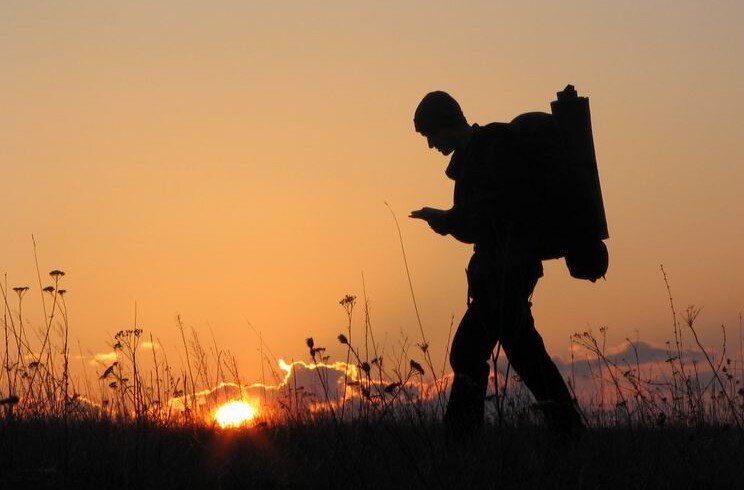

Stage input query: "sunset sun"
[{"left": 214, "top": 401, "right": 257, "bottom": 429}]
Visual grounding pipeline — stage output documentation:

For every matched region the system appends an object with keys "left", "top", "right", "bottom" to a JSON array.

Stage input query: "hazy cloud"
[
  {"left": 169, "top": 358, "right": 429, "bottom": 418},
  {"left": 567, "top": 340, "right": 706, "bottom": 369},
  {"left": 91, "top": 351, "right": 117, "bottom": 365},
  {"left": 139, "top": 340, "right": 160, "bottom": 351}
]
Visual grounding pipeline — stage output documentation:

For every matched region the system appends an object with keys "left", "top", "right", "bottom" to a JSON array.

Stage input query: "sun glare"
[{"left": 215, "top": 401, "right": 257, "bottom": 428}]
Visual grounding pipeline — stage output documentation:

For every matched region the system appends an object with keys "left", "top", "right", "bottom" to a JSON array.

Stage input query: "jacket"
[{"left": 443, "top": 123, "right": 541, "bottom": 270}]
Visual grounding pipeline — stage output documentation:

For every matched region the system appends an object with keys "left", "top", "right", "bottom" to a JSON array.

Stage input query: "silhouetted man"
[{"left": 410, "top": 91, "right": 583, "bottom": 438}]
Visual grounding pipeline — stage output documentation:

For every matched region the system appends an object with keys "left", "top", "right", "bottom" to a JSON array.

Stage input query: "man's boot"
[{"left": 535, "top": 400, "right": 586, "bottom": 440}]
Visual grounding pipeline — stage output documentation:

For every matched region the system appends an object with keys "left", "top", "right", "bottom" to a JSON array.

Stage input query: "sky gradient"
[{"left": 2, "top": 1, "right": 742, "bottom": 384}]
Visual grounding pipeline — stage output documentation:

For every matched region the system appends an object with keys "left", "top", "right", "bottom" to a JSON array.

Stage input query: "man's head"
[{"left": 414, "top": 91, "right": 470, "bottom": 156}]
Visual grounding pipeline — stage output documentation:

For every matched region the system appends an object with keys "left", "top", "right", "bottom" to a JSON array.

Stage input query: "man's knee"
[
  {"left": 449, "top": 343, "right": 473, "bottom": 374},
  {"left": 449, "top": 303, "right": 494, "bottom": 373},
  {"left": 501, "top": 314, "right": 550, "bottom": 364},
  {"left": 449, "top": 343, "right": 490, "bottom": 380}
]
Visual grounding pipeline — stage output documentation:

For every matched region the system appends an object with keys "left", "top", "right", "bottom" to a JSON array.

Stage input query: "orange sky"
[{"left": 2, "top": 1, "right": 742, "bottom": 385}]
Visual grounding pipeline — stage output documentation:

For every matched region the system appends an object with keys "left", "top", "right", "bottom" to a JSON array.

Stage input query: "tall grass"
[
  {"left": 1, "top": 252, "right": 743, "bottom": 487},
  {"left": 1, "top": 259, "right": 742, "bottom": 429}
]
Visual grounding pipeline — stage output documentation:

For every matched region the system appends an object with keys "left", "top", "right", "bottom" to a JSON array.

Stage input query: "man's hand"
[{"left": 409, "top": 207, "right": 449, "bottom": 236}]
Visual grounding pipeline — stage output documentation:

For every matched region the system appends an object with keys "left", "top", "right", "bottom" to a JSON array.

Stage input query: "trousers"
[{"left": 444, "top": 255, "right": 582, "bottom": 435}]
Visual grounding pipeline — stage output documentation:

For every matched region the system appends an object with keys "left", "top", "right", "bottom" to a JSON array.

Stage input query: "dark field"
[{"left": 1, "top": 418, "right": 742, "bottom": 489}]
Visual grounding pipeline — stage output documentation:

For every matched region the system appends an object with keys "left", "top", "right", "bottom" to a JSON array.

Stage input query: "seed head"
[
  {"left": 410, "top": 359, "right": 425, "bottom": 375},
  {"left": 0, "top": 395, "right": 20, "bottom": 406},
  {"left": 384, "top": 382, "right": 401, "bottom": 393},
  {"left": 100, "top": 365, "right": 115, "bottom": 379},
  {"left": 339, "top": 295, "right": 356, "bottom": 307}
]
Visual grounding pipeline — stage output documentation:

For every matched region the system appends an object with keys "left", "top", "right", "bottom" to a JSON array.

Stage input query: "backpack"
[{"left": 507, "top": 85, "right": 609, "bottom": 282}]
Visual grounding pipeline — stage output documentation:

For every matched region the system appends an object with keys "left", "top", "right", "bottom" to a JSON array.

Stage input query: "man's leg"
[
  {"left": 445, "top": 300, "right": 498, "bottom": 436},
  {"left": 498, "top": 267, "right": 584, "bottom": 434}
]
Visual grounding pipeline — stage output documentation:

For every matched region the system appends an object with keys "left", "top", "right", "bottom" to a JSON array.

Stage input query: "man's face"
[{"left": 423, "top": 127, "right": 456, "bottom": 156}]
